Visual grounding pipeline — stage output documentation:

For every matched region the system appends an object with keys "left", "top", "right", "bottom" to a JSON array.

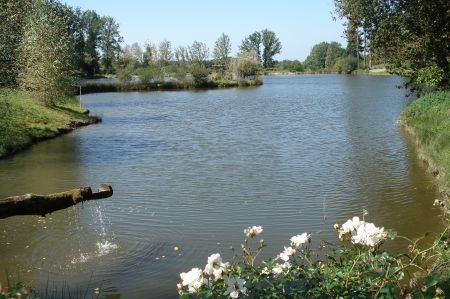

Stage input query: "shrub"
[
  {"left": 116, "top": 66, "right": 133, "bottom": 83},
  {"left": 190, "top": 65, "right": 209, "bottom": 87},
  {"left": 139, "top": 66, "right": 164, "bottom": 84},
  {"left": 335, "top": 56, "right": 358, "bottom": 74}
]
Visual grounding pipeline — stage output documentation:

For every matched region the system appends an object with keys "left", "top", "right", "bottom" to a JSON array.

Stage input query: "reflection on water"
[{"left": 0, "top": 75, "right": 444, "bottom": 298}]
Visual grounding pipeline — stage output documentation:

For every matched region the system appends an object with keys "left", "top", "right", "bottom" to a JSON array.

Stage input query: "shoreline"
[
  {"left": 80, "top": 78, "right": 263, "bottom": 94},
  {"left": 0, "top": 91, "right": 101, "bottom": 160},
  {"left": 0, "top": 116, "right": 100, "bottom": 160},
  {"left": 400, "top": 90, "right": 450, "bottom": 205},
  {"left": 400, "top": 120, "right": 449, "bottom": 202}
]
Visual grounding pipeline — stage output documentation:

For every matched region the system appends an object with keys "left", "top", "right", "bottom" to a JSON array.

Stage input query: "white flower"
[
  {"left": 338, "top": 216, "right": 388, "bottom": 247},
  {"left": 226, "top": 276, "right": 247, "bottom": 298},
  {"left": 338, "top": 216, "right": 362, "bottom": 239},
  {"left": 204, "top": 253, "right": 222, "bottom": 275},
  {"left": 180, "top": 268, "right": 204, "bottom": 293},
  {"left": 278, "top": 246, "right": 296, "bottom": 262},
  {"left": 261, "top": 267, "right": 270, "bottom": 275},
  {"left": 203, "top": 253, "right": 230, "bottom": 280},
  {"left": 351, "top": 222, "right": 387, "bottom": 247},
  {"left": 244, "top": 225, "right": 263, "bottom": 237},
  {"left": 290, "top": 233, "right": 310, "bottom": 247},
  {"left": 272, "top": 262, "right": 291, "bottom": 275},
  {"left": 212, "top": 262, "right": 229, "bottom": 280}
]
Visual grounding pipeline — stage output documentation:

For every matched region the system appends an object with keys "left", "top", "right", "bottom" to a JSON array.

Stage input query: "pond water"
[{"left": 0, "top": 75, "right": 444, "bottom": 298}]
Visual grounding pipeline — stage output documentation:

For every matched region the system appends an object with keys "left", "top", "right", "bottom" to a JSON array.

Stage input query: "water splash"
[
  {"left": 93, "top": 202, "right": 118, "bottom": 256},
  {"left": 97, "top": 240, "right": 118, "bottom": 256},
  {"left": 71, "top": 252, "right": 91, "bottom": 264}
]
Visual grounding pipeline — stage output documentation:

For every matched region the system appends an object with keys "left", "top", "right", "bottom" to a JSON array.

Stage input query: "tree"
[
  {"left": 19, "top": 0, "right": 76, "bottom": 106},
  {"left": 174, "top": 45, "right": 189, "bottom": 66},
  {"left": 143, "top": 42, "right": 157, "bottom": 66},
  {"left": 158, "top": 39, "right": 173, "bottom": 66},
  {"left": 240, "top": 30, "right": 282, "bottom": 68},
  {"left": 334, "top": 0, "right": 450, "bottom": 87},
  {"left": 325, "top": 42, "right": 346, "bottom": 69},
  {"left": 303, "top": 41, "right": 345, "bottom": 70},
  {"left": 189, "top": 41, "right": 209, "bottom": 67},
  {"left": 303, "top": 42, "right": 330, "bottom": 70},
  {"left": 261, "top": 29, "right": 282, "bottom": 68},
  {"left": 100, "top": 16, "right": 122, "bottom": 73},
  {"left": 130, "top": 42, "right": 143, "bottom": 66},
  {"left": 240, "top": 31, "right": 262, "bottom": 63},
  {"left": 82, "top": 10, "right": 103, "bottom": 76},
  {"left": 0, "top": 0, "right": 30, "bottom": 87},
  {"left": 213, "top": 33, "right": 232, "bottom": 68}
]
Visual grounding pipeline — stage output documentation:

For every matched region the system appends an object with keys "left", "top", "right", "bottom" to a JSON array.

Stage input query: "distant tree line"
[
  {"left": 0, "top": 0, "right": 123, "bottom": 105},
  {"left": 270, "top": 41, "right": 358, "bottom": 75},
  {"left": 114, "top": 29, "right": 282, "bottom": 85}
]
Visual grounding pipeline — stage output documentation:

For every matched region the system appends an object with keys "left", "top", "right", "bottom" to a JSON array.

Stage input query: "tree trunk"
[{"left": 0, "top": 184, "right": 113, "bottom": 219}]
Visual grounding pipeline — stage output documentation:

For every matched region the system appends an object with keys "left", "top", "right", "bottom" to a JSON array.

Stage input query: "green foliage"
[
  {"left": 232, "top": 52, "right": 261, "bottom": 79},
  {"left": 304, "top": 41, "right": 346, "bottom": 71},
  {"left": 335, "top": 55, "right": 359, "bottom": 74},
  {"left": 178, "top": 216, "right": 450, "bottom": 298},
  {"left": 189, "top": 41, "right": 210, "bottom": 67},
  {"left": 116, "top": 66, "right": 134, "bottom": 83},
  {"left": 18, "top": 0, "right": 76, "bottom": 106},
  {"left": 173, "top": 66, "right": 188, "bottom": 82},
  {"left": 158, "top": 39, "right": 173, "bottom": 66},
  {"left": 100, "top": 17, "right": 122, "bottom": 74},
  {"left": 0, "top": 0, "right": 30, "bottom": 88},
  {"left": 275, "top": 60, "right": 304, "bottom": 72},
  {"left": 0, "top": 89, "right": 96, "bottom": 158},
  {"left": 138, "top": 66, "right": 164, "bottom": 84},
  {"left": 416, "top": 65, "right": 446, "bottom": 89},
  {"left": 261, "top": 29, "right": 282, "bottom": 68},
  {"left": 240, "top": 30, "right": 282, "bottom": 68},
  {"left": 213, "top": 33, "right": 232, "bottom": 68},
  {"left": 240, "top": 32, "right": 262, "bottom": 63},
  {"left": 334, "top": 0, "right": 450, "bottom": 88},
  {"left": 0, "top": 282, "right": 37, "bottom": 299},
  {"left": 401, "top": 91, "right": 450, "bottom": 195},
  {"left": 190, "top": 65, "right": 209, "bottom": 87}
]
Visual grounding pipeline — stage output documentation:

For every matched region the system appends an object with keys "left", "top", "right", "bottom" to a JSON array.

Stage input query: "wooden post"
[{"left": 0, "top": 184, "right": 113, "bottom": 219}]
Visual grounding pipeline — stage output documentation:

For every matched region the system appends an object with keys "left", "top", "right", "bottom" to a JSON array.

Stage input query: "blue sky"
[{"left": 62, "top": 0, "right": 346, "bottom": 61}]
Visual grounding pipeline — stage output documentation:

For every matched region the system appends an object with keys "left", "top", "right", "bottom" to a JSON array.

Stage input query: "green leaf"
[
  {"left": 180, "top": 293, "right": 193, "bottom": 299},
  {"left": 426, "top": 274, "right": 439, "bottom": 288}
]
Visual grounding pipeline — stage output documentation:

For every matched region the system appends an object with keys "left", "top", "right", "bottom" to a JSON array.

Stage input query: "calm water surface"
[{"left": 0, "top": 75, "right": 444, "bottom": 298}]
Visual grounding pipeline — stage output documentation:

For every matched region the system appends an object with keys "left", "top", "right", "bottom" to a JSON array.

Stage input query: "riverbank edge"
[
  {"left": 0, "top": 117, "right": 100, "bottom": 160},
  {"left": 0, "top": 92, "right": 101, "bottom": 160},
  {"left": 400, "top": 91, "right": 450, "bottom": 205},
  {"left": 80, "top": 78, "right": 263, "bottom": 94}
]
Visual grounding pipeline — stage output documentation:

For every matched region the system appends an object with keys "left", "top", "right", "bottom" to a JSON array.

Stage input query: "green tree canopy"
[
  {"left": 0, "top": 0, "right": 30, "bottom": 87},
  {"left": 335, "top": 0, "right": 450, "bottom": 87},
  {"left": 261, "top": 29, "right": 282, "bottom": 68},
  {"left": 240, "top": 30, "right": 282, "bottom": 68},
  {"left": 19, "top": 0, "right": 76, "bottom": 105},
  {"left": 304, "top": 42, "right": 346, "bottom": 70}
]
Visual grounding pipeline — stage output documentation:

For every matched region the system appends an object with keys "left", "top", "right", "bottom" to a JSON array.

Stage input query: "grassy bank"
[
  {"left": 0, "top": 90, "right": 100, "bottom": 158},
  {"left": 81, "top": 78, "right": 263, "bottom": 94},
  {"left": 401, "top": 90, "right": 450, "bottom": 199}
]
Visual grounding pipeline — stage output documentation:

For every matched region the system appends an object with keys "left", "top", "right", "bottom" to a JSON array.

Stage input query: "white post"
[{"left": 79, "top": 84, "right": 82, "bottom": 108}]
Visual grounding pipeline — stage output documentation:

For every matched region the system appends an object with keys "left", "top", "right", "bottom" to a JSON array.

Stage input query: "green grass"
[
  {"left": 0, "top": 89, "right": 99, "bottom": 158},
  {"left": 401, "top": 90, "right": 450, "bottom": 197}
]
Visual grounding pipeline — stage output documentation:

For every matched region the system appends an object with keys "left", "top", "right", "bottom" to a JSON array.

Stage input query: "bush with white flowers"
[{"left": 178, "top": 212, "right": 450, "bottom": 298}]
